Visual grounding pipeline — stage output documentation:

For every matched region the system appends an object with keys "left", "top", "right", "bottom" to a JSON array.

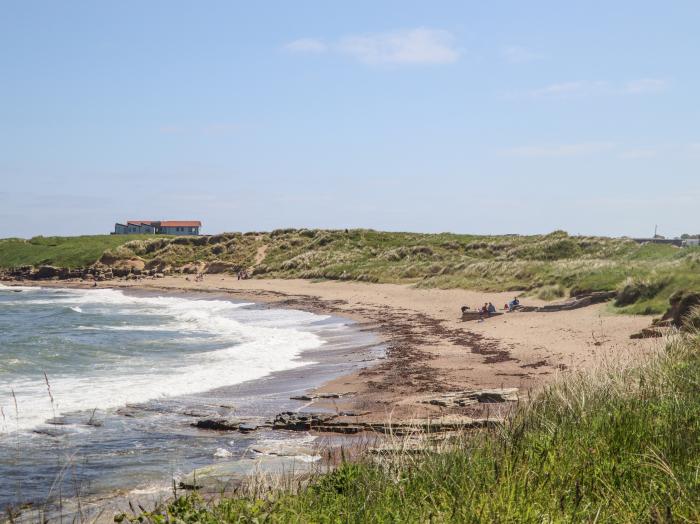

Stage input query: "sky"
[{"left": 1, "top": 1, "right": 699, "bottom": 238}]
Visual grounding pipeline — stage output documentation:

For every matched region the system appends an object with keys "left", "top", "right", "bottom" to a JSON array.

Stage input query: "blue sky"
[{"left": 1, "top": 1, "right": 698, "bottom": 238}]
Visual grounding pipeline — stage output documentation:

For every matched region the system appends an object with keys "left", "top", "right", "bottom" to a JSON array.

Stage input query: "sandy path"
[{"left": 93, "top": 276, "right": 656, "bottom": 421}]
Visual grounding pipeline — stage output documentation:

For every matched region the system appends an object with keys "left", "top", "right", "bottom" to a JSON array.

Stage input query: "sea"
[{"left": 0, "top": 284, "right": 381, "bottom": 517}]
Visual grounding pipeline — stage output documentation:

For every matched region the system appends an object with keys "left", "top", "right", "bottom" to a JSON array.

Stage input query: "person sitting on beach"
[
  {"left": 508, "top": 297, "right": 521, "bottom": 310},
  {"left": 480, "top": 303, "right": 490, "bottom": 318},
  {"left": 488, "top": 302, "right": 496, "bottom": 314}
]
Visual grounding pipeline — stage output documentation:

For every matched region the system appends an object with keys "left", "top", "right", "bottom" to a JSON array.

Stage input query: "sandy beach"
[{"left": 43, "top": 275, "right": 656, "bottom": 424}]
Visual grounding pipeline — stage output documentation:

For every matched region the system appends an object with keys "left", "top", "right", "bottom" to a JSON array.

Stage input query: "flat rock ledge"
[
  {"left": 421, "top": 388, "right": 519, "bottom": 408},
  {"left": 521, "top": 291, "right": 617, "bottom": 313},
  {"left": 272, "top": 411, "right": 501, "bottom": 435},
  {"left": 192, "top": 417, "right": 263, "bottom": 432},
  {"left": 290, "top": 392, "right": 355, "bottom": 401}
]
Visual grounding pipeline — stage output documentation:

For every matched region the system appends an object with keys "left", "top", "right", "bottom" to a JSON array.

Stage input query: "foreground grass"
[
  {"left": 3, "top": 229, "right": 700, "bottom": 314},
  {"left": 121, "top": 332, "right": 700, "bottom": 523}
]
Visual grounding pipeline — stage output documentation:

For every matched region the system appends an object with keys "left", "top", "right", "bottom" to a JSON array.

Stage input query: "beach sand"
[{"left": 86, "top": 275, "right": 657, "bottom": 423}]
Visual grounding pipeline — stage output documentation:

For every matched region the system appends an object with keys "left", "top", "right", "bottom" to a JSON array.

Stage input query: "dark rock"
[
  {"left": 35, "top": 266, "right": 60, "bottom": 279},
  {"left": 32, "top": 427, "right": 65, "bottom": 437},
  {"left": 422, "top": 388, "right": 518, "bottom": 408},
  {"left": 536, "top": 291, "right": 617, "bottom": 312},
  {"left": 238, "top": 423, "right": 258, "bottom": 433},
  {"left": 45, "top": 417, "right": 69, "bottom": 425},
  {"left": 630, "top": 327, "right": 666, "bottom": 339},
  {"left": 272, "top": 411, "right": 337, "bottom": 431},
  {"left": 290, "top": 392, "right": 353, "bottom": 401},
  {"left": 193, "top": 418, "right": 242, "bottom": 431}
]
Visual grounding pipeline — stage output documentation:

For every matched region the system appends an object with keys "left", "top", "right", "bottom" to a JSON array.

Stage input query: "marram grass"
[{"left": 119, "top": 332, "right": 700, "bottom": 523}]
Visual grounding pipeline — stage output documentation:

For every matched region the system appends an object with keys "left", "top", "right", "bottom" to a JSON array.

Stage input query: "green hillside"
[
  {"left": 3, "top": 229, "right": 700, "bottom": 315},
  {"left": 0, "top": 235, "right": 157, "bottom": 268}
]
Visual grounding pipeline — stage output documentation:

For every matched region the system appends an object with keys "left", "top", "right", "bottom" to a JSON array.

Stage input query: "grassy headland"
[
  {"left": 2, "top": 230, "right": 700, "bottom": 314},
  {"left": 0, "top": 235, "right": 157, "bottom": 268},
  {"left": 120, "top": 322, "right": 700, "bottom": 523}
]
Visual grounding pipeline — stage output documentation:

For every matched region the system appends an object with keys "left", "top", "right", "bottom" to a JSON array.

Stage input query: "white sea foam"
[
  {"left": 0, "top": 284, "right": 43, "bottom": 292},
  {"left": 0, "top": 288, "right": 334, "bottom": 432},
  {"left": 213, "top": 448, "right": 234, "bottom": 458}
]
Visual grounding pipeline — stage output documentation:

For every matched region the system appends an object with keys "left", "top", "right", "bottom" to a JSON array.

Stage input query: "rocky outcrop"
[
  {"left": 192, "top": 417, "right": 242, "bottom": 431},
  {"left": 271, "top": 411, "right": 501, "bottom": 435},
  {"left": 290, "top": 392, "right": 355, "bottom": 401},
  {"left": 35, "top": 265, "right": 61, "bottom": 279},
  {"left": 528, "top": 291, "right": 617, "bottom": 313},
  {"left": 421, "top": 388, "right": 518, "bottom": 408},
  {"left": 0, "top": 265, "right": 88, "bottom": 281},
  {"left": 272, "top": 412, "right": 337, "bottom": 431}
]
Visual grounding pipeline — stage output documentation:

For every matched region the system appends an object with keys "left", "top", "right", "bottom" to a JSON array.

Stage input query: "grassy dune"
[
  {"left": 0, "top": 235, "right": 157, "bottom": 268},
  {"left": 3, "top": 229, "right": 700, "bottom": 314},
  {"left": 120, "top": 325, "right": 700, "bottom": 523}
]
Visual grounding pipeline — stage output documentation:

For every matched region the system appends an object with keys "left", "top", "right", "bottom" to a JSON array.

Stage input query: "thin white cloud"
[
  {"left": 501, "top": 45, "right": 543, "bottom": 64},
  {"left": 516, "top": 78, "right": 669, "bottom": 99},
  {"left": 338, "top": 29, "right": 459, "bottom": 65},
  {"left": 528, "top": 81, "right": 604, "bottom": 98},
  {"left": 283, "top": 38, "right": 327, "bottom": 54},
  {"left": 283, "top": 28, "right": 460, "bottom": 66},
  {"left": 501, "top": 142, "right": 615, "bottom": 158},
  {"left": 623, "top": 78, "right": 669, "bottom": 94},
  {"left": 618, "top": 148, "right": 658, "bottom": 159}
]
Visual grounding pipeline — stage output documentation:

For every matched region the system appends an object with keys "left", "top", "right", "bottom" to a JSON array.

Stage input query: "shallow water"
[{"left": 0, "top": 284, "right": 381, "bottom": 514}]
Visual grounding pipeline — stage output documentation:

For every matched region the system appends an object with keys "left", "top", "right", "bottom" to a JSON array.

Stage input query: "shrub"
[
  {"left": 536, "top": 284, "right": 566, "bottom": 301},
  {"left": 615, "top": 277, "right": 670, "bottom": 307}
]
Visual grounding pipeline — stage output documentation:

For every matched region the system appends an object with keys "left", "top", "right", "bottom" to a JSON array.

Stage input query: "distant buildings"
[
  {"left": 113, "top": 220, "right": 202, "bottom": 235},
  {"left": 631, "top": 237, "right": 683, "bottom": 247}
]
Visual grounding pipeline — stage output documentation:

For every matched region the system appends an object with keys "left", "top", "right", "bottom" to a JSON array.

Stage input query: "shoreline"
[
  {"left": 8, "top": 275, "right": 656, "bottom": 424},
  {"left": 2, "top": 277, "right": 659, "bottom": 521},
  {"left": 0, "top": 283, "right": 385, "bottom": 521}
]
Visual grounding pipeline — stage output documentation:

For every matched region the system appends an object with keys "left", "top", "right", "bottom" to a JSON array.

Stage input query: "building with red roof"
[{"left": 113, "top": 220, "right": 202, "bottom": 235}]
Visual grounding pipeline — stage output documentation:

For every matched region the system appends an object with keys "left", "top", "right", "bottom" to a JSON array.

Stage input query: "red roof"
[
  {"left": 160, "top": 221, "right": 202, "bottom": 227},
  {"left": 126, "top": 220, "right": 201, "bottom": 227}
]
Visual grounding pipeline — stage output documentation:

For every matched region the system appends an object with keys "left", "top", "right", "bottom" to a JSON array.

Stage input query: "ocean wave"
[{"left": 0, "top": 288, "right": 331, "bottom": 432}]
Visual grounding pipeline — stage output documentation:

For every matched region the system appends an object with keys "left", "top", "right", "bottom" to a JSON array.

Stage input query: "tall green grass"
[{"left": 120, "top": 332, "right": 700, "bottom": 523}]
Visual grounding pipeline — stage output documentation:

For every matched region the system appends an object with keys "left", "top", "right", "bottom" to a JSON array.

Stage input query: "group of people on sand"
[
  {"left": 237, "top": 270, "right": 250, "bottom": 280},
  {"left": 480, "top": 302, "right": 497, "bottom": 317},
  {"left": 476, "top": 297, "right": 520, "bottom": 321}
]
